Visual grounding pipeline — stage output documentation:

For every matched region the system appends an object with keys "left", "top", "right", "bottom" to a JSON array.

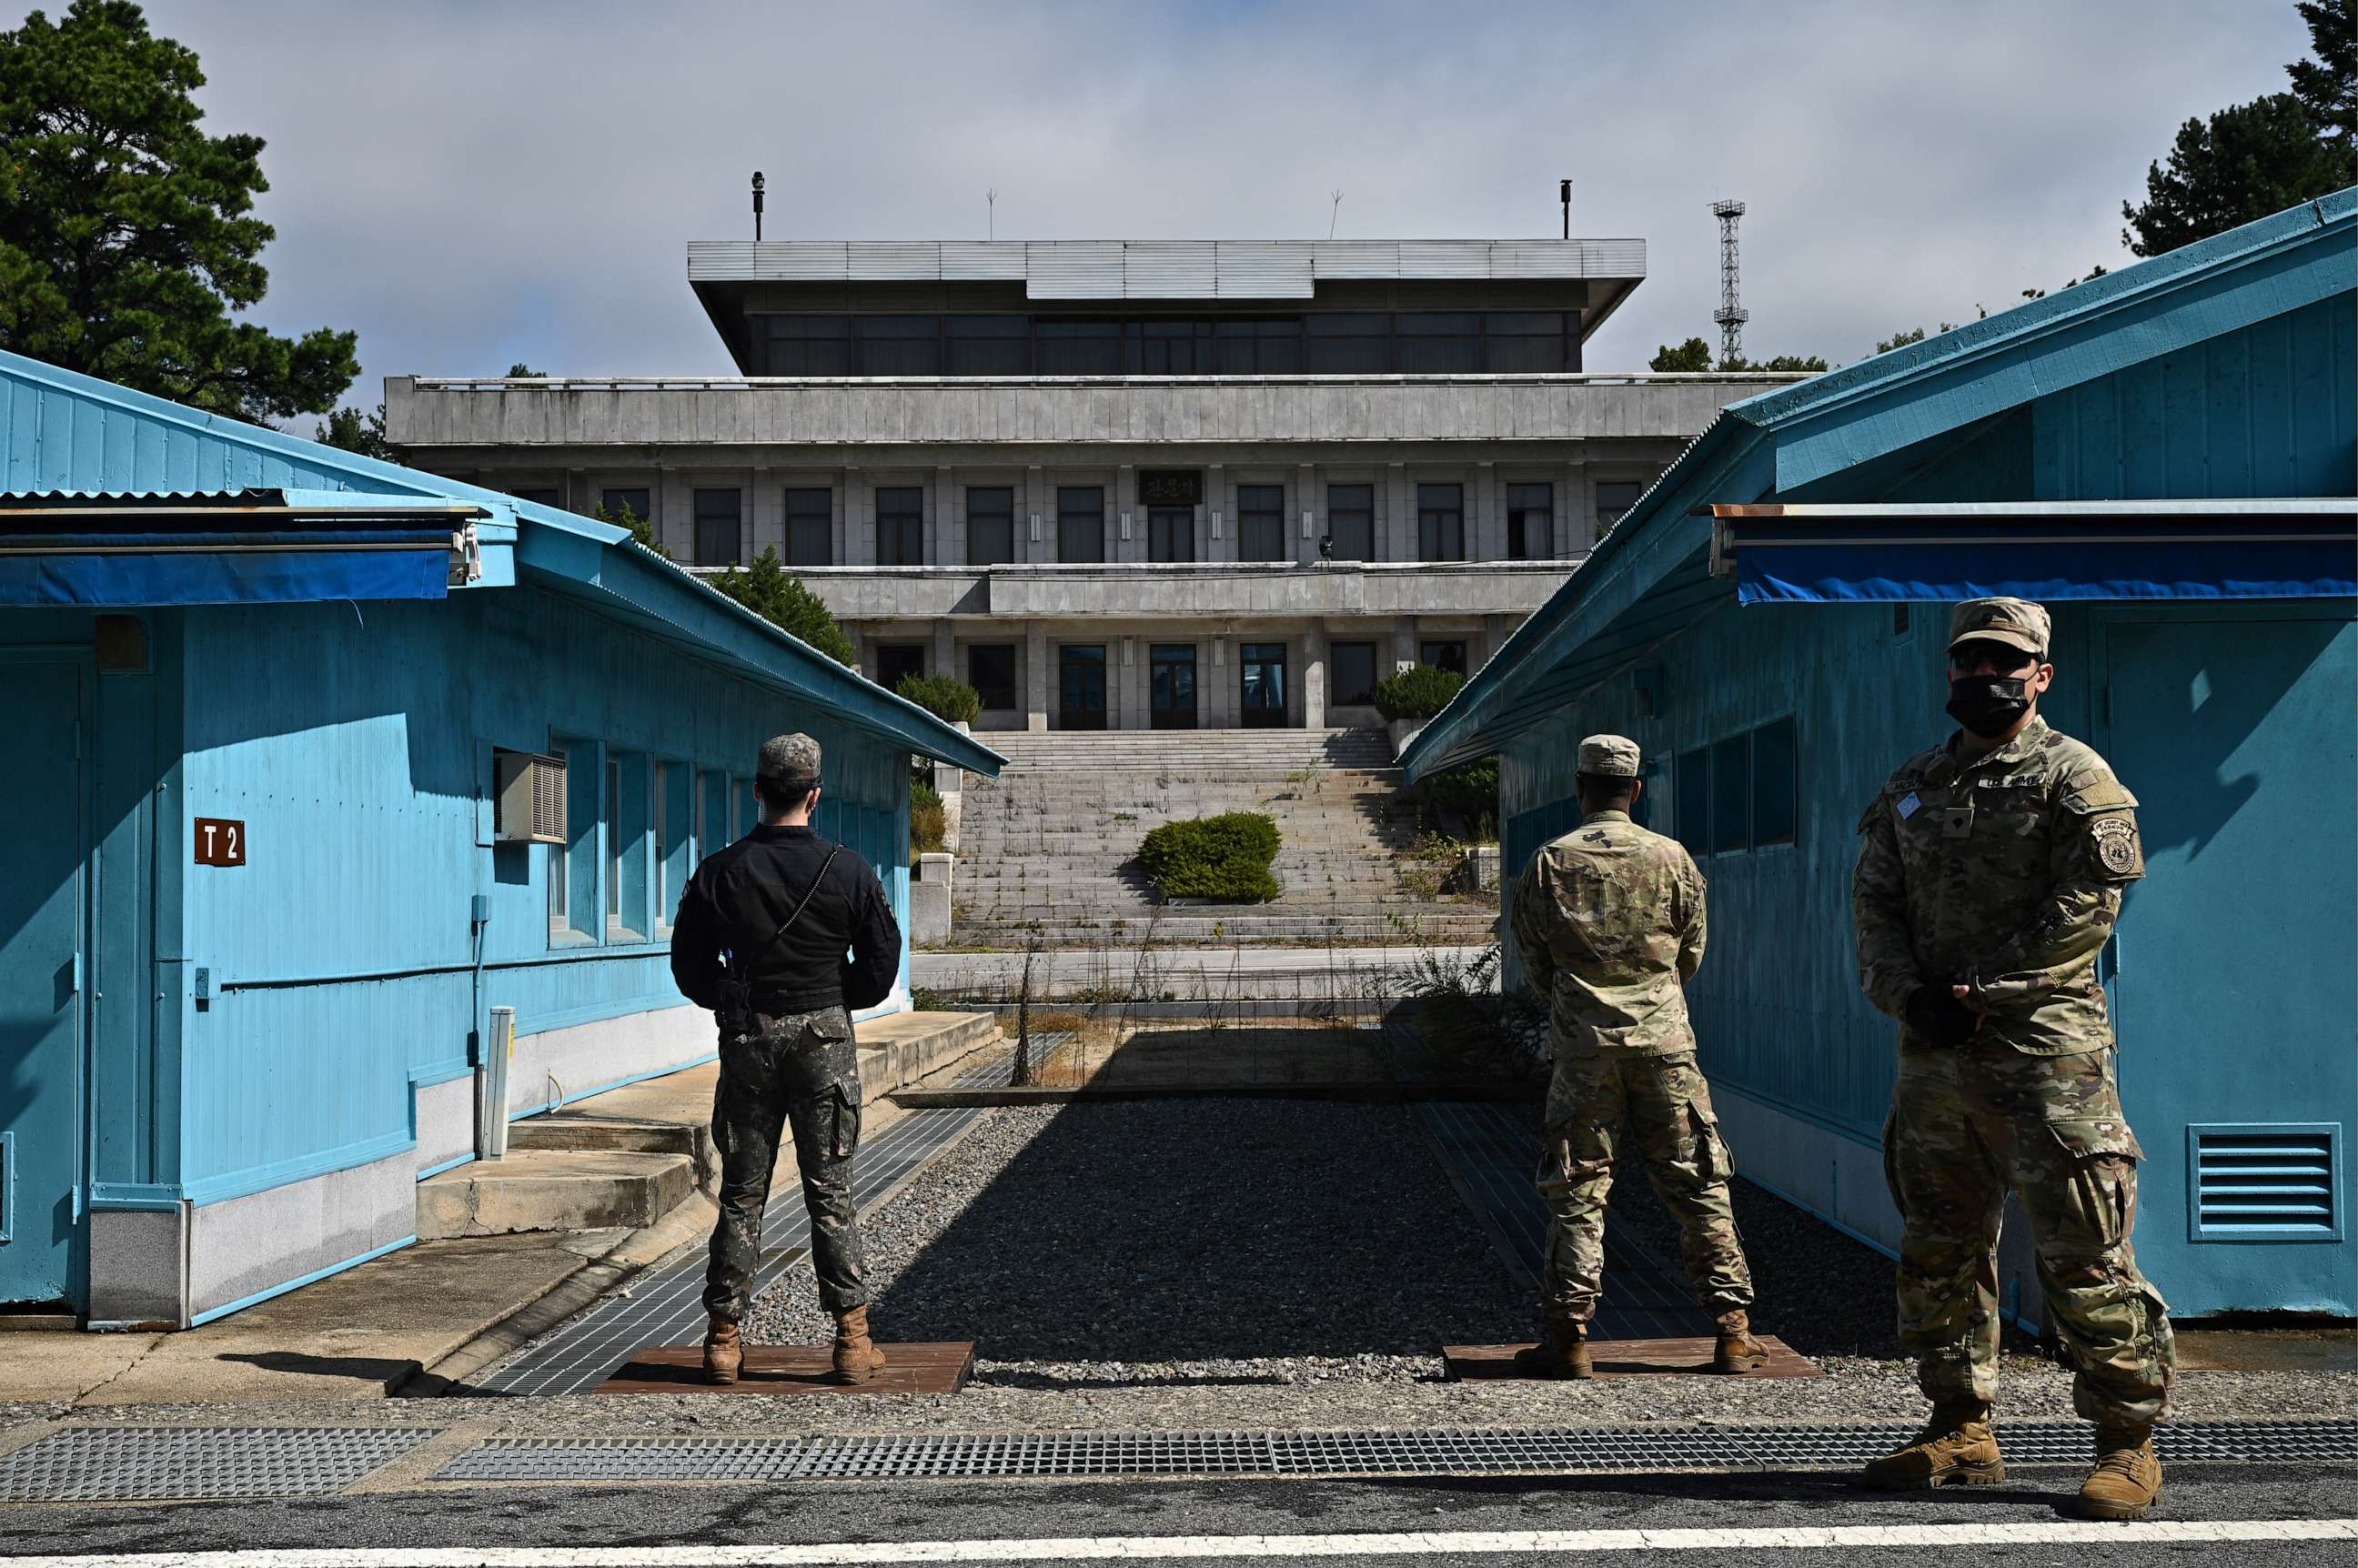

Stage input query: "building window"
[
  {"left": 1038, "top": 321, "right": 1124, "bottom": 375},
  {"left": 1419, "top": 640, "right": 1467, "bottom": 678},
  {"left": 1752, "top": 716, "right": 1798, "bottom": 846},
  {"left": 1331, "top": 641, "right": 1378, "bottom": 707},
  {"left": 1484, "top": 311, "right": 1572, "bottom": 372},
  {"left": 1325, "top": 483, "right": 1373, "bottom": 562},
  {"left": 548, "top": 745, "right": 570, "bottom": 935},
  {"left": 764, "top": 315, "right": 854, "bottom": 376},
  {"left": 1216, "top": 318, "right": 1303, "bottom": 373},
  {"left": 696, "top": 769, "right": 724, "bottom": 862},
  {"left": 966, "top": 487, "right": 1016, "bottom": 566},
  {"left": 855, "top": 315, "right": 942, "bottom": 376},
  {"left": 1675, "top": 746, "right": 1710, "bottom": 856},
  {"left": 1236, "top": 484, "right": 1285, "bottom": 561},
  {"left": 1596, "top": 480, "right": 1644, "bottom": 539},
  {"left": 1148, "top": 507, "right": 1195, "bottom": 563},
  {"left": 948, "top": 316, "right": 1031, "bottom": 375},
  {"left": 1306, "top": 313, "right": 1391, "bottom": 373},
  {"left": 655, "top": 761, "right": 691, "bottom": 933},
  {"left": 607, "top": 755, "right": 647, "bottom": 939},
  {"left": 1396, "top": 312, "right": 1481, "bottom": 373},
  {"left": 693, "top": 488, "right": 742, "bottom": 567},
  {"left": 1417, "top": 483, "right": 1464, "bottom": 561},
  {"left": 1712, "top": 733, "right": 1751, "bottom": 855},
  {"left": 600, "top": 487, "right": 653, "bottom": 532},
  {"left": 1057, "top": 486, "right": 1105, "bottom": 563},
  {"left": 510, "top": 487, "right": 560, "bottom": 508},
  {"left": 1506, "top": 482, "right": 1553, "bottom": 560},
  {"left": 877, "top": 644, "right": 925, "bottom": 692},
  {"left": 969, "top": 644, "right": 1017, "bottom": 710},
  {"left": 1136, "top": 320, "right": 1214, "bottom": 374},
  {"left": 877, "top": 486, "right": 925, "bottom": 566},
  {"left": 781, "top": 487, "right": 831, "bottom": 567}
]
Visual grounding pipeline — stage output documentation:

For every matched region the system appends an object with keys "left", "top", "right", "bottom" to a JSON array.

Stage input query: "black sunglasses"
[{"left": 1948, "top": 641, "right": 2041, "bottom": 672}]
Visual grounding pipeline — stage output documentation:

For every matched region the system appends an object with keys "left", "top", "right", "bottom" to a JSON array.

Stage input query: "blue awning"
[{"left": 1713, "top": 501, "right": 2358, "bottom": 606}]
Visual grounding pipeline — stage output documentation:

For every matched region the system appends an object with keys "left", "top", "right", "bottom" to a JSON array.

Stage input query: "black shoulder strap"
[{"left": 737, "top": 845, "right": 842, "bottom": 975}]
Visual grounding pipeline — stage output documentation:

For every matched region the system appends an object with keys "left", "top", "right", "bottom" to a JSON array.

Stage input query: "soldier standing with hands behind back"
[
  {"left": 1854, "top": 598, "right": 2174, "bottom": 1520},
  {"left": 670, "top": 732, "right": 902, "bottom": 1387}
]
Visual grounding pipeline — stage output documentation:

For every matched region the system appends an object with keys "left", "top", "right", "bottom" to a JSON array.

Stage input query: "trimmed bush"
[
  {"left": 910, "top": 779, "right": 947, "bottom": 858},
  {"left": 1137, "top": 811, "right": 1282, "bottom": 902},
  {"left": 1373, "top": 663, "right": 1466, "bottom": 723},
  {"left": 896, "top": 672, "right": 981, "bottom": 725}
]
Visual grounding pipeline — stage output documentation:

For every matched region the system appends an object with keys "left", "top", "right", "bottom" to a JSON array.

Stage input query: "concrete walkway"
[{"left": 915, "top": 945, "right": 1492, "bottom": 1003}]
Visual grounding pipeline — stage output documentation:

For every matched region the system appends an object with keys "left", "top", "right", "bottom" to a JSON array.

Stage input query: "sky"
[{"left": 86, "top": 0, "right": 2326, "bottom": 412}]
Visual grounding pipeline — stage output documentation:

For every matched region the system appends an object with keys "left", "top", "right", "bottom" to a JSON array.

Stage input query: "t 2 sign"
[{"left": 195, "top": 818, "right": 247, "bottom": 867}]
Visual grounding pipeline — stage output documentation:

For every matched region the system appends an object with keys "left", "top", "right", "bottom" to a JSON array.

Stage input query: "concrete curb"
[{"left": 891, "top": 1082, "right": 1540, "bottom": 1108}]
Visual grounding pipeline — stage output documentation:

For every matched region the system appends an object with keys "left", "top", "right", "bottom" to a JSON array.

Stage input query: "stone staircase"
[{"left": 952, "top": 728, "right": 1498, "bottom": 947}]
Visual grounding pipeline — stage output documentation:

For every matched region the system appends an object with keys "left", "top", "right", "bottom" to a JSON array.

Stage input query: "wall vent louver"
[
  {"left": 494, "top": 749, "right": 568, "bottom": 845},
  {"left": 2191, "top": 1124, "right": 2340, "bottom": 1240}
]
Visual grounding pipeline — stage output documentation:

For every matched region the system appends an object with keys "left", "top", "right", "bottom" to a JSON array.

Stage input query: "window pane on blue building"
[
  {"left": 1712, "top": 734, "right": 1750, "bottom": 854},
  {"left": 1676, "top": 747, "right": 1710, "bottom": 855},
  {"left": 1752, "top": 717, "right": 1797, "bottom": 845}
]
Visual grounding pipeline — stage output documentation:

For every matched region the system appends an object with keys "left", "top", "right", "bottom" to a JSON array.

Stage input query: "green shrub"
[
  {"left": 709, "top": 548, "right": 856, "bottom": 666},
  {"left": 910, "top": 779, "right": 947, "bottom": 858},
  {"left": 1136, "top": 811, "right": 1282, "bottom": 902},
  {"left": 1374, "top": 663, "right": 1466, "bottom": 723},
  {"left": 896, "top": 672, "right": 982, "bottom": 725},
  {"left": 1425, "top": 758, "right": 1499, "bottom": 839}
]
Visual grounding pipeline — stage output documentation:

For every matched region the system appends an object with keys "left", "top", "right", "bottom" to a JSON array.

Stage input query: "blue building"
[
  {"left": 1404, "top": 193, "right": 2357, "bottom": 1320},
  {"left": 0, "top": 348, "right": 1001, "bottom": 1328}
]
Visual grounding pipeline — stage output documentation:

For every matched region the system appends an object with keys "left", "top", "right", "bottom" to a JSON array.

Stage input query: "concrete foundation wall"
[
  {"left": 413, "top": 1074, "right": 477, "bottom": 1176},
  {"left": 509, "top": 1004, "right": 716, "bottom": 1119},
  {"left": 185, "top": 1151, "right": 415, "bottom": 1322},
  {"left": 87, "top": 1209, "right": 186, "bottom": 1329}
]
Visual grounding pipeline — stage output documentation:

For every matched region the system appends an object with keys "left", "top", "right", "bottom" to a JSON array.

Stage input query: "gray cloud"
[{"left": 110, "top": 0, "right": 2314, "bottom": 407}]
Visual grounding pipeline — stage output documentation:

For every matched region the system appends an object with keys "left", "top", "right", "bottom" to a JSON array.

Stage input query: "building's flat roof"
[{"left": 686, "top": 238, "right": 1645, "bottom": 297}]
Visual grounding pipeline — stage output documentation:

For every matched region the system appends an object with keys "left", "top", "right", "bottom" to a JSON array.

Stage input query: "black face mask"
[{"left": 1946, "top": 675, "right": 2032, "bottom": 739}]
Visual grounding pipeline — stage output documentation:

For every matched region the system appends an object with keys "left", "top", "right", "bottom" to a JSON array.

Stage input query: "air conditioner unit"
[{"left": 493, "top": 749, "right": 567, "bottom": 844}]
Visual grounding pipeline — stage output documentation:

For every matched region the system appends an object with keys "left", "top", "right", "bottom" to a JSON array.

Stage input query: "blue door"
[
  {"left": 0, "top": 658, "right": 86, "bottom": 1309},
  {"left": 2100, "top": 609, "right": 2356, "bottom": 1317}
]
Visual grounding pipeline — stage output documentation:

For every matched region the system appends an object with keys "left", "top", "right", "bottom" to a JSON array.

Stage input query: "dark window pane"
[
  {"left": 969, "top": 645, "right": 1016, "bottom": 709},
  {"left": 876, "top": 486, "right": 924, "bottom": 565},
  {"left": 966, "top": 486, "right": 1015, "bottom": 566},
  {"left": 1712, "top": 734, "right": 1751, "bottom": 854},
  {"left": 1236, "top": 483, "right": 1285, "bottom": 561},
  {"left": 1137, "top": 321, "right": 1213, "bottom": 374},
  {"left": 1216, "top": 318, "right": 1302, "bottom": 373},
  {"left": 1305, "top": 313, "right": 1390, "bottom": 373},
  {"left": 693, "top": 487, "right": 741, "bottom": 566},
  {"left": 1506, "top": 481, "right": 1552, "bottom": 560},
  {"left": 854, "top": 316, "right": 941, "bottom": 375},
  {"left": 1148, "top": 506, "right": 1194, "bottom": 562},
  {"left": 764, "top": 315, "right": 853, "bottom": 376},
  {"left": 783, "top": 487, "right": 832, "bottom": 567},
  {"left": 877, "top": 645, "right": 925, "bottom": 691},
  {"left": 1396, "top": 312, "right": 1480, "bottom": 373},
  {"left": 1419, "top": 640, "right": 1466, "bottom": 678},
  {"left": 947, "top": 316, "right": 1031, "bottom": 375},
  {"left": 1676, "top": 747, "right": 1710, "bottom": 855},
  {"left": 1485, "top": 311, "right": 1569, "bottom": 372},
  {"left": 1325, "top": 483, "right": 1373, "bottom": 561},
  {"left": 1417, "top": 482, "right": 1464, "bottom": 561},
  {"left": 1331, "top": 641, "right": 1377, "bottom": 707},
  {"left": 600, "top": 487, "right": 652, "bottom": 529},
  {"left": 1056, "top": 487, "right": 1103, "bottom": 563},
  {"left": 1596, "top": 480, "right": 1644, "bottom": 539},
  {"left": 510, "top": 487, "right": 560, "bottom": 507},
  {"left": 1752, "top": 717, "right": 1797, "bottom": 845},
  {"left": 1038, "top": 321, "right": 1124, "bottom": 375}
]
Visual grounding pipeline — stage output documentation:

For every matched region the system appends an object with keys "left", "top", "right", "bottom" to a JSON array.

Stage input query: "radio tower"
[{"left": 1711, "top": 199, "right": 1748, "bottom": 365}]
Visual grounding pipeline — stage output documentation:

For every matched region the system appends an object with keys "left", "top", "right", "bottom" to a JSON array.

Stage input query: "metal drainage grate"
[
  {"left": 0, "top": 1426, "right": 437, "bottom": 1502},
  {"left": 436, "top": 1419, "right": 2358, "bottom": 1484}
]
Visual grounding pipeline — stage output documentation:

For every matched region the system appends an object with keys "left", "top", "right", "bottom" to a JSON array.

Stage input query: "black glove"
[{"left": 1905, "top": 986, "right": 1981, "bottom": 1047}]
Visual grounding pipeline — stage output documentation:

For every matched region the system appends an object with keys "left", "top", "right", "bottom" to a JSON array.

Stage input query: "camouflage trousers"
[
  {"left": 1537, "top": 1050, "right": 1755, "bottom": 1325},
  {"left": 702, "top": 1006, "right": 870, "bottom": 1324},
  {"left": 1885, "top": 1040, "right": 2173, "bottom": 1426}
]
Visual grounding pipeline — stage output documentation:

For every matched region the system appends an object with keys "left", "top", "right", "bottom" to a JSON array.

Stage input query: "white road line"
[{"left": 13, "top": 1519, "right": 2356, "bottom": 1566}]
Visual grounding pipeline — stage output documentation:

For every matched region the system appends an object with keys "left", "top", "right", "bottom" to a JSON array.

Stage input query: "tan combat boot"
[
  {"left": 1511, "top": 1321, "right": 1595, "bottom": 1380},
  {"left": 1714, "top": 1310, "right": 1771, "bottom": 1374},
  {"left": 2071, "top": 1426, "right": 2162, "bottom": 1520},
  {"left": 1861, "top": 1402, "right": 2006, "bottom": 1489},
  {"left": 702, "top": 1316, "right": 742, "bottom": 1386},
  {"left": 832, "top": 1304, "right": 888, "bottom": 1385}
]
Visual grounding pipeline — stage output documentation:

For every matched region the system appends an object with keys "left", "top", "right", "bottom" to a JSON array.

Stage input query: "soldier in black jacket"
[{"left": 670, "top": 732, "right": 902, "bottom": 1385}]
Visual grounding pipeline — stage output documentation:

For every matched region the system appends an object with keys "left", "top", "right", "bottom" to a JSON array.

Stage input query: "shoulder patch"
[{"left": 2087, "top": 813, "right": 2143, "bottom": 879}]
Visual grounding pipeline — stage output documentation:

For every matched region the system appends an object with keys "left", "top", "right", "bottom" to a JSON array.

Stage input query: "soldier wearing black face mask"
[{"left": 1851, "top": 597, "right": 2172, "bottom": 1523}]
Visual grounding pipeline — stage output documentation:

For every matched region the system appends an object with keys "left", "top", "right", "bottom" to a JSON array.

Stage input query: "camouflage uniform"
[
  {"left": 1511, "top": 736, "right": 1755, "bottom": 1328},
  {"left": 1855, "top": 601, "right": 2172, "bottom": 1428},
  {"left": 701, "top": 1005, "right": 870, "bottom": 1324}
]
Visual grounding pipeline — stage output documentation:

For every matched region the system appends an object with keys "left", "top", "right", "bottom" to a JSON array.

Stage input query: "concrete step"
[{"left": 417, "top": 1149, "right": 697, "bottom": 1240}]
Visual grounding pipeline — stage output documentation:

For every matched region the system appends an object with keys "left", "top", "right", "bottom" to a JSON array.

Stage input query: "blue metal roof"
[
  {"left": 0, "top": 347, "right": 1003, "bottom": 776},
  {"left": 1401, "top": 189, "right": 2358, "bottom": 780}
]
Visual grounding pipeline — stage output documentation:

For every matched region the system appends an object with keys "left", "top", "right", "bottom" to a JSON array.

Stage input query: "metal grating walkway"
[
  {"left": 1415, "top": 1096, "right": 1712, "bottom": 1340},
  {"left": 0, "top": 1427, "right": 437, "bottom": 1502},
  {"left": 437, "top": 1419, "right": 2358, "bottom": 1484},
  {"left": 477, "top": 1050, "right": 1016, "bottom": 1397}
]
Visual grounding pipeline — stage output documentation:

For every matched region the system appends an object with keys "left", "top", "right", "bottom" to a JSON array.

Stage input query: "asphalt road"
[{"left": 0, "top": 1462, "right": 2347, "bottom": 1566}]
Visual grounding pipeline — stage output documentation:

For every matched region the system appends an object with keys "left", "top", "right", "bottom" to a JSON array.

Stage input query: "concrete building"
[
  {"left": 1404, "top": 193, "right": 2357, "bottom": 1318},
  {"left": 385, "top": 239, "right": 1799, "bottom": 734},
  {"left": 0, "top": 347, "right": 998, "bottom": 1327}
]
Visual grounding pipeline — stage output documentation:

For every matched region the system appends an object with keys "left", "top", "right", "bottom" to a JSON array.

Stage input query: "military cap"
[
  {"left": 757, "top": 731, "right": 822, "bottom": 789},
  {"left": 1577, "top": 733, "right": 1642, "bottom": 778},
  {"left": 1947, "top": 597, "right": 2051, "bottom": 658}
]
